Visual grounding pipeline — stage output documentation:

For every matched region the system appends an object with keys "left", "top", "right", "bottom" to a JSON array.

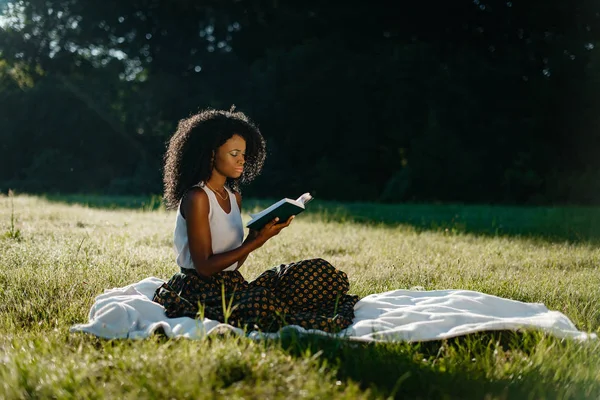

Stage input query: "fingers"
[
  {"left": 276, "top": 216, "right": 294, "bottom": 231},
  {"left": 261, "top": 216, "right": 294, "bottom": 238},
  {"left": 268, "top": 217, "right": 280, "bottom": 227},
  {"left": 259, "top": 218, "right": 278, "bottom": 233},
  {"left": 258, "top": 218, "right": 280, "bottom": 237},
  {"left": 284, "top": 215, "right": 294, "bottom": 226}
]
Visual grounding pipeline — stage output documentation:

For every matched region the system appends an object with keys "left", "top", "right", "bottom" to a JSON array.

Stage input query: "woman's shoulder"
[{"left": 180, "top": 186, "right": 209, "bottom": 219}]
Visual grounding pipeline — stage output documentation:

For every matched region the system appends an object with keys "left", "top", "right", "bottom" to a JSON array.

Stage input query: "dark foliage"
[{"left": 1, "top": 0, "right": 599, "bottom": 204}]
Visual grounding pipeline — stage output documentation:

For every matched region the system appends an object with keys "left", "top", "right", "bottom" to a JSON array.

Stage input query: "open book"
[{"left": 246, "top": 193, "right": 313, "bottom": 230}]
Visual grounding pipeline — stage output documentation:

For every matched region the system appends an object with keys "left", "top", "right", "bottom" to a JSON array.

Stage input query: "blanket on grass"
[{"left": 70, "top": 277, "right": 595, "bottom": 342}]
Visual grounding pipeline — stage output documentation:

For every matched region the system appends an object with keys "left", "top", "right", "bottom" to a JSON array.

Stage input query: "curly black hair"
[{"left": 163, "top": 108, "right": 266, "bottom": 210}]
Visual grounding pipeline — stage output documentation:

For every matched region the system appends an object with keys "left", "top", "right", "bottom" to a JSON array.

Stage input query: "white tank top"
[{"left": 174, "top": 184, "right": 244, "bottom": 271}]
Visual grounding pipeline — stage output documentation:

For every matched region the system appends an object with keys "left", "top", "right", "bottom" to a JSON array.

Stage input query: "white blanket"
[{"left": 70, "top": 277, "right": 596, "bottom": 342}]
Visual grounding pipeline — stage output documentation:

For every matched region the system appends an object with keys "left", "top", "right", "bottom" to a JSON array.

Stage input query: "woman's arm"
[{"left": 183, "top": 188, "right": 292, "bottom": 277}]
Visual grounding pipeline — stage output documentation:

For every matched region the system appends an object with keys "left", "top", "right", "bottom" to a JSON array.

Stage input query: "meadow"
[{"left": 1, "top": 193, "right": 599, "bottom": 399}]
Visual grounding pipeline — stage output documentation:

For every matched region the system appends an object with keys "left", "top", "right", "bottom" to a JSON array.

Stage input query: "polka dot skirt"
[{"left": 152, "top": 258, "right": 359, "bottom": 333}]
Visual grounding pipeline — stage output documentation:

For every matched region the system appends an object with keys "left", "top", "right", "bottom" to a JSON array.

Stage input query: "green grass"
[{"left": 1, "top": 194, "right": 599, "bottom": 399}]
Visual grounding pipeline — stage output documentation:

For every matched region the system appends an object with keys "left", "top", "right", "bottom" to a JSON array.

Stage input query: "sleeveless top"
[{"left": 174, "top": 184, "right": 244, "bottom": 271}]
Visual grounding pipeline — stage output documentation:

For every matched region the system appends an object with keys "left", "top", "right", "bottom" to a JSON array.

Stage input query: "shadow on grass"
[
  {"left": 77, "top": 326, "right": 597, "bottom": 399},
  {"left": 39, "top": 194, "right": 600, "bottom": 244},
  {"left": 273, "top": 329, "right": 595, "bottom": 400}
]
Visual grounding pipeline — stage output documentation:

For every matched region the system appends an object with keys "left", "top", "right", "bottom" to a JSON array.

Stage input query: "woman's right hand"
[{"left": 253, "top": 216, "right": 294, "bottom": 246}]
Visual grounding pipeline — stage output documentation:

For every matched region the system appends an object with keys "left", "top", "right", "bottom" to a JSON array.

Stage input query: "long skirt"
[{"left": 152, "top": 258, "right": 359, "bottom": 333}]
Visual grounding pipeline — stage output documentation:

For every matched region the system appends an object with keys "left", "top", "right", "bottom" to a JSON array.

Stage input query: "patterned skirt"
[{"left": 152, "top": 258, "right": 359, "bottom": 333}]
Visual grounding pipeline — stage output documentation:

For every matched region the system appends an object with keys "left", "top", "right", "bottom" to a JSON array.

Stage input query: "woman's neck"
[
  {"left": 205, "top": 174, "right": 228, "bottom": 193},
  {"left": 206, "top": 177, "right": 225, "bottom": 189}
]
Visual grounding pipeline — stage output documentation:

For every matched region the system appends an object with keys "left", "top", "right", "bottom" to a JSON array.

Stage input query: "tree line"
[{"left": 1, "top": 0, "right": 599, "bottom": 204}]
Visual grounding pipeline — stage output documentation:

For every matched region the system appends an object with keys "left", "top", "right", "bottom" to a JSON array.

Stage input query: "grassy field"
[{"left": 1, "top": 193, "right": 599, "bottom": 399}]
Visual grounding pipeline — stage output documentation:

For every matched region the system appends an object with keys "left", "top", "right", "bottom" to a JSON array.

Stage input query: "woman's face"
[{"left": 213, "top": 134, "right": 246, "bottom": 179}]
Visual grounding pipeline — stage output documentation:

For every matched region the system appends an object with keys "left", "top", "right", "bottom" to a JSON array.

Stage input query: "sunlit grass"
[{"left": 1, "top": 194, "right": 599, "bottom": 399}]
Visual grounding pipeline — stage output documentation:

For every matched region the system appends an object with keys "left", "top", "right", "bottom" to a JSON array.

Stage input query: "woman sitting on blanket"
[{"left": 153, "top": 107, "right": 359, "bottom": 332}]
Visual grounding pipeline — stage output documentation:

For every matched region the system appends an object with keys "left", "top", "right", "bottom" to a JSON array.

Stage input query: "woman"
[{"left": 153, "top": 108, "right": 359, "bottom": 333}]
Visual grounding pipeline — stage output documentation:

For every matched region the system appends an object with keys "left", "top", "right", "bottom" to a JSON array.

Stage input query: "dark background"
[{"left": 1, "top": 0, "right": 599, "bottom": 204}]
